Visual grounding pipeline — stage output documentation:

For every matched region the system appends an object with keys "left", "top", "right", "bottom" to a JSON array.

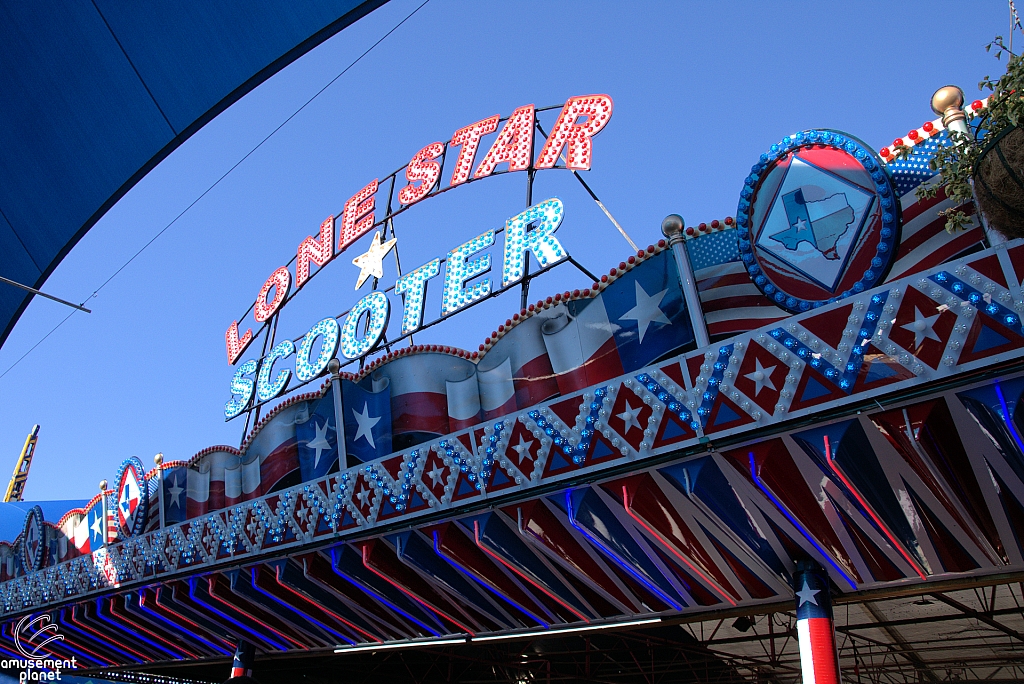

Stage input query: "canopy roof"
[{"left": 0, "top": 0, "right": 385, "bottom": 347}]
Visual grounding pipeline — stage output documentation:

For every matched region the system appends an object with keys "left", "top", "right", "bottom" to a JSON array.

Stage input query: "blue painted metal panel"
[{"left": 0, "top": 0, "right": 385, "bottom": 347}]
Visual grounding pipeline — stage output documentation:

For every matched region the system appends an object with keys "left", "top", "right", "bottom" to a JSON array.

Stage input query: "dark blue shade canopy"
[{"left": 0, "top": 0, "right": 386, "bottom": 347}]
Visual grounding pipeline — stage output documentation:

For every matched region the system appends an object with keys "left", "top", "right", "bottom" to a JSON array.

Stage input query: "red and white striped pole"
[{"left": 794, "top": 559, "right": 841, "bottom": 684}]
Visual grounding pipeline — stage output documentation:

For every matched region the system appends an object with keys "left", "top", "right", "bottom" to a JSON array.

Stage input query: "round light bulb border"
[{"left": 736, "top": 129, "right": 901, "bottom": 314}]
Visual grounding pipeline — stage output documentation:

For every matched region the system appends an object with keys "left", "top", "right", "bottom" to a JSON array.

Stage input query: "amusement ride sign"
[{"left": 223, "top": 95, "right": 614, "bottom": 420}]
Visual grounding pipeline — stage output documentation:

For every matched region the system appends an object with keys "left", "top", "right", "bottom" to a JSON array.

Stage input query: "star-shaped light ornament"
[
  {"left": 744, "top": 359, "right": 778, "bottom": 397},
  {"left": 617, "top": 400, "right": 643, "bottom": 434},
  {"left": 511, "top": 436, "right": 535, "bottom": 464},
  {"left": 427, "top": 464, "right": 446, "bottom": 487},
  {"left": 900, "top": 306, "right": 941, "bottom": 349},
  {"left": 356, "top": 485, "right": 372, "bottom": 507},
  {"left": 351, "top": 231, "right": 398, "bottom": 289}
]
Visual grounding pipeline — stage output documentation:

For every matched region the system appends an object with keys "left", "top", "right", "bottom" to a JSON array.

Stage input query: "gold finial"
[
  {"left": 931, "top": 85, "right": 965, "bottom": 116},
  {"left": 154, "top": 453, "right": 163, "bottom": 466},
  {"left": 99, "top": 480, "right": 108, "bottom": 491},
  {"left": 931, "top": 85, "right": 967, "bottom": 129}
]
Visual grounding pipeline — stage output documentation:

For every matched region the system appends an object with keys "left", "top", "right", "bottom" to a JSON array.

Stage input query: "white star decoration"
[
  {"left": 356, "top": 485, "right": 372, "bottom": 507},
  {"left": 511, "top": 435, "right": 535, "bottom": 464},
  {"left": 796, "top": 579, "right": 820, "bottom": 606},
  {"left": 792, "top": 216, "right": 809, "bottom": 235},
  {"left": 427, "top": 463, "right": 446, "bottom": 487},
  {"left": 901, "top": 306, "right": 941, "bottom": 349},
  {"left": 306, "top": 419, "right": 333, "bottom": 469},
  {"left": 744, "top": 359, "right": 778, "bottom": 397},
  {"left": 90, "top": 514, "right": 102, "bottom": 540},
  {"left": 619, "top": 281, "right": 671, "bottom": 343},
  {"left": 351, "top": 231, "right": 398, "bottom": 289},
  {"left": 617, "top": 400, "right": 643, "bottom": 434},
  {"left": 352, "top": 402, "right": 381, "bottom": 448},
  {"left": 167, "top": 475, "right": 183, "bottom": 509}
]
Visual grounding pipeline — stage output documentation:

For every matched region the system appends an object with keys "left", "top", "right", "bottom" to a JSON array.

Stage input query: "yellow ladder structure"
[{"left": 5, "top": 425, "right": 39, "bottom": 502}]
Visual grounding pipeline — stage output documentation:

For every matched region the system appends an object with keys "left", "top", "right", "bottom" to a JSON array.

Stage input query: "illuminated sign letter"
[
  {"left": 535, "top": 95, "right": 614, "bottom": 171},
  {"left": 449, "top": 115, "right": 499, "bottom": 187},
  {"left": 338, "top": 180, "right": 379, "bottom": 252},
  {"left": 399, "top": 143, "right": 445, "bottom": 206},
  {"left": 475, "top": 104, "right": 535, "bottom": 179},
  {"left": 256, "top": 340, "right": 296, "bottom": 402},
  {"left": 225, "top": 321, "right": 253, "bottom": 364},
  {"left": 295, "top": 318, "right": 340, "bottom": 382},
  {"left": 502, "top": 198, "right": 567, "bottom": 287},
  {"left": 394, "top": 258, "right": 440, "bottom": 334},
  {"left": 225, "top": 360, "right": 258, "bottom": 419},
  {"left": 296, "top": 216, "right": 336, "bottom": 288},
  {"left": 254, "top": 266, "right": 291, "bottom": 322},
  {"left": 442, "top": 231, "right": 494, "bottom": 316},
  {"left": 340, "top": 291, "right": 390, "bottom": 359}
]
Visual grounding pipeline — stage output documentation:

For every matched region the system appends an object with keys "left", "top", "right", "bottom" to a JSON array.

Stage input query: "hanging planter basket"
[{"left": 973, "top": 124, "right": 1024, "bottom": 240}]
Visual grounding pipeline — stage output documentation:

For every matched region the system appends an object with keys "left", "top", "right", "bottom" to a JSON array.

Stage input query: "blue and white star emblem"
[{"left": 619, "top": 281, "right": 671, "bottom": 343}]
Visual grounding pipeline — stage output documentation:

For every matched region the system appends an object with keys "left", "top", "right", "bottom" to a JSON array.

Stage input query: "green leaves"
[{"left": 929, "top": 35, "right": 1024, "bottom": 233}]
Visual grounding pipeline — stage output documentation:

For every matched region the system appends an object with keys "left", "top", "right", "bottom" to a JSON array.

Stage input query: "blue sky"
[{"left": 0, "top": 1, "right": 1012, "bottom": 502}]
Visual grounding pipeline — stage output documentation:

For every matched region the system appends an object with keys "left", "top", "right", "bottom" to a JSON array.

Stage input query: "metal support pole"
[
  {"left": 0, "top": 276, "right": 91, "bottom": 313},
  {"left": 661, "top": 215, "right": 710, "bottom": 349},
  {"left": 154, "top": 453, "right": 165, "bottom": 529},
  {"left": 794, "top": 559, "right": 841, "bottom": 684},
  {"left": 98, "top": 480, "right": 109, "bottom": 548},
  {"left": 521, "top": 168, "right": 536, "bottom": 310},
  {"left": 328, "top": 358, "right": 349, "bottom": 470}
]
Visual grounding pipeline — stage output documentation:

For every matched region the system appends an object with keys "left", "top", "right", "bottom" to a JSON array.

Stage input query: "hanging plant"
[{"left": 899, "top": 36, "right": 1024, "bottom": 238}]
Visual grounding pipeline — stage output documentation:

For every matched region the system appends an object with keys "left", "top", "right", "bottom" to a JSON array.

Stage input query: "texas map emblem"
[{"left": 738, "top": 130, "right": 900, "bottom": 313}]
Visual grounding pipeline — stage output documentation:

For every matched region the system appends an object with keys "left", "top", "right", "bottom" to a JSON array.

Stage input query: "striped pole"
[
  {"left": 230, "top": 639, "right": 254, "bottom": 679},
  {"left": 794, "top": 559, "right": 841, "bottom": 684}
]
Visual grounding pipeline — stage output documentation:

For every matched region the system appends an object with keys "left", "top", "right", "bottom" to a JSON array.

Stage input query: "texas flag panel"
[
  {"left": 161, "top": 464, "right": 188, "bottom": 526},
  {"left": 342, "top": 378, "right": 392, "bottom": 465},
  {"left": 599, "top": 249, "right": 694, "bottom": 371},
  {"left": 297, "top": 386, "right": 341, "bottom": 480}
]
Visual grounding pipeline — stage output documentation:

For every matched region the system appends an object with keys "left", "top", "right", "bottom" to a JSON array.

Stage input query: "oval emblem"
[
  {"left": 21, "top": 505, "right": 45, "bottom": 571},
  {"left": 115, "top": 456, "right": 149, "bottom": 538},
  {"left": 737, "top": 130, "right": 901, "bottom": 313}
]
